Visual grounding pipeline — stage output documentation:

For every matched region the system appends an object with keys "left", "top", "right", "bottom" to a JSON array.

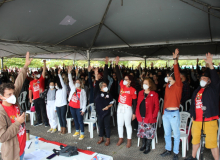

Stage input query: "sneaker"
[
  {"left": 34, "top": 122, "right": 43, "bottom": 126},
  {"left": 184, "top": 156, "right": 197, "bottom": 160},
  {"left": 51, "top": 128, "right": 57, "bottom": 133},
  {"left": 160, "top": 150, "right": 171, "bottom": 157},
  {"left": 45, "top": 124, "right": 49, "bottom": 127},
  {"left": 173, "top": 154, "right": 178, "bottom": 160},
  {"left": 47, "top": 128, "right": 53, "bottom": 133},
  {"left": 79, "top": 135, "right": 84, "bottom": 140},
  {"left": 73, "top": 132, "right": 80, "bottom": 137}
]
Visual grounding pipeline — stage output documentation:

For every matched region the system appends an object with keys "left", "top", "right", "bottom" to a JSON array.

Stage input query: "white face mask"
[
  {"left": 49, "top": 86, "right": 54, "bottom": 89},
  {"left": 55, "top": 86, "right": 59, "bottom": 89},
  {"left": 143, "top": 84, "right": 149, "bottom": 90},
  {"left": 3, "top": 95, "right": 16, "bottom": 104},
  {"left": 62, "top": 76, "right": 65, "bottom": 78},
  {"left": 36, "top": 74, "right": 40, "bottom": 78},
  {"left": 200, "top": 80, "right": 207, "bottom": 88},
  {"left": 103, "top": 87, "right": 108, "bottom": 92},
  {"left": 123, "top": 80, "right": 128, "bottom": 86},
  {"left": 72, "top": 76, "right": 75, "bottom": 78},
  {"left": 54, "top": 74, "right": 57, "bottom": 76},
  {"left": 164, "top": 77, "right": 168, "bottom": 83},
  {"left": 75, "top": 83, "right": 80, "bottom": 88},
  {"left": 9, "top": 78, "right": 12, "bottom": 81},
  {"left": 45, "top": 76, "right": 48, "bottom": 79}
]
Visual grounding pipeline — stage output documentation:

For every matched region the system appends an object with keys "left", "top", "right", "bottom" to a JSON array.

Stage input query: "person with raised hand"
[
  {"left": 185, "top": 53, "right": 220, "bottom": 160},
  {"left": 94, "top": 57, "right": 114, "bottom": 146},
  {"left": 115, "top": 56, "right": 137, "bottom": 148},
  {"left": 68, "top": 66, "right": 87, "bottom": 140},
  {"left": 0, "top": 52, "right": 32, "bottom": 160},
  {"left": 160, "top": 48, "right": 183, "bottom": 160}
]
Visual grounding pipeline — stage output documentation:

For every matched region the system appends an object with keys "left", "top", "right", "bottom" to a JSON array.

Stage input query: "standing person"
[
  {"left": 136, "top": 77, "right": 159, "bottom": 154},
  {"left": 185, "top": 53, "right": 219, "bottom": 160},
  {"left": 55, "top": 69, "right": 67, "bottom": 135},
  {"left": 0, "top": 52, "right": 32, "bottom": 160},
  {"left": 115, "top": 56, "right": 137, "bottom": 148},
  {"left": 46, "top": 81, "right": 57, "bottom": 133},
  {"left": 180, "top": 72, "right": 190, "bottom": 111},
  {"left": 160, "top": 49, "right": 183, "bottom": 160},
  {"left": 94, "top": 57, "right": 114, "bottom": 146},
  {"left": 68, "top": 66, "right": 86, "bottom": 140},
  {"left": 29, "top": 60, "right": 49, "bottom": 127}
]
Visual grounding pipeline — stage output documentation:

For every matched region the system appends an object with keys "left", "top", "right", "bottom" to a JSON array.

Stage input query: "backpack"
[{"left": 53, "top": 145, "right": 78, "bottom": 157}]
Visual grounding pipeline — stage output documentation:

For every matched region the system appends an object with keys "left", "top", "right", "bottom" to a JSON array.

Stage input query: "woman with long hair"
[
  {"left": 68, "top": 66, "right": 87, "bottom": 140},
  {"left": 115, "top": 56, "right": 137, "bottom": 148},
  {"left": 55, "top": 69, "right": 67, "bottom": 135},
  {"left": 136, "top": 77, "right": 159, "bottom": 154}
]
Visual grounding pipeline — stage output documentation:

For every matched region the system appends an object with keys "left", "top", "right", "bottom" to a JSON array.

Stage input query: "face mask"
[
  {"left": 72, "top": 76, "right": 75, "bottom": 78},
  {"left": 55, "top": 86, "right": 59, "bottom": 89},
  {"left": 54, "top": 74, "right": 57, "bottom": 76},
  {"left": 45, "top": 76, "right": 48, "bottom": 79},
  {"left": 123, "top": 80, "right": 128, "bottom": 85},
  {"left": 143, "top": 84, "right": 149, "bottom": 90},
  {"left": 0, "top": 75, "right": 3, "bottom": 78},
  {"left": 62, "top": 76, "right": 65, "bottom": 78},
  {"left": 103, "top": 87, "right": 108, "bottom": 92},
  {"left": 9, "top": 78, "right": 12, "bottom": 81},
  {"left": 92, "top": 79, "right": 94, "bottom": 82},
  {"left": 164, "top": 77, "right": 168, "bottom": 83},
  {"left": 200, "top": 80, "right": 207, "bottom": 88},
  {"left": 3, "top": 95, "right": 16, "bottom": 104},
  {"left": 49, "top": 86, "right": 54, "bottom": 89},
  {"left": 75, "top": 83, "right": 80, "bottom": 88},
  {"left": 36, "top": 74, "right": 40, "bottom": 78}
]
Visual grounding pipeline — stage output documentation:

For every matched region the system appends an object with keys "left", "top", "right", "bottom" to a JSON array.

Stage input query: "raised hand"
[
  {"left": 115, "top": 56, "right": 120, "bottom": 65},
  {"left": 58, "top": 69, "right": 62, "bottom": 74},
  {"left": 151, "top": 62, "right": 153, "bottom": 67},
  {"left": 43, "top": 60, "right": 46, "bottom": 63},
  {"left": 204, "top": 52, "right": 214, "bottom": 69},
  {"left": 94, "top": 67, "right": 98, "bottom": 75},
  {"left": 24, "top": 52, "right": 33, "bottom": 67},
  {"left": 68, "top": 66, "right": 72, "bottom": 73},
  {"left": 105, "top": 57, "right": 109, "bottom": 64},
  {"left": 173, "top": 48, "right": 179, "bottom": 59},
  {"left": 88, "top": 66, "right": 92, "bottom": 72}
]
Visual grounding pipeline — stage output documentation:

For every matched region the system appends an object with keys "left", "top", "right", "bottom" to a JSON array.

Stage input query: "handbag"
[
  {"left": 53, "top": 145, "right": 78, "bottom": 157},
  {"left": 30, "top": 103, "right": 35, "bottom": 112}
]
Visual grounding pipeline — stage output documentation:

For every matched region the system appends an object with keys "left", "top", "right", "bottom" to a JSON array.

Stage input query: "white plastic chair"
[
  {"left": 179, "top": 104, "right": 183, "bottom": 112},
  {"left": 158, "top": 98, "right": 164, "bottom": 128},
  {"left": 137, "top": 111, "right": 160, "bottom": 149},
  {"left": 18, "top": 91, "right": 27, "bottom": 111},
  {"left": 25, "top": 102, "right": 36, "bottom": 125},
  {"left": 185, "top": 99, "right": 191, "bottom": 111},
  {"left": 110, "top": 99, "right": 116, "bottom": 126},
  {"left": 172, "top": 112, "right": 192, "bottom": 158},
  {"left": 57, "top": 105, "right": 73, "bottom": 133},
  {"left": 196, "top": 118, "right": 220, "bottom": 159},
  {"left": 83, "top": 103, "right": 99, "bottom": 138}
]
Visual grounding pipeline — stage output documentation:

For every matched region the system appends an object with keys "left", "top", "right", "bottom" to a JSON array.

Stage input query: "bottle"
[
  {"left": 35, "top": 136, "right": 39, "bottom": 150},
  {"left": 26, "top": 130, "right": 30, "bottom": 141}
]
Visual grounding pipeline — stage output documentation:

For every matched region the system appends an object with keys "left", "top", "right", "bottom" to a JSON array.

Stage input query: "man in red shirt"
[
  {"left": 0, "top": 52, "right": 32, "bottom": 160},
  {"left": 29, "top": 60, "right": 49, "bottom": 127},
  {"left": 185, "top": 53, "right": 219, "bottom": 160}
]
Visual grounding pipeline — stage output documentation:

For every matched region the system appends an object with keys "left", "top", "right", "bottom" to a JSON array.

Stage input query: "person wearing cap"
[
  {"left": 185, "top": 53, "right": 219, "bottom": 160},
  {"left": 29, "top": 60, "right": 49, "bottom": 127},
  {"left": 160, "top": 49, "right": 183, "bottom": 160}
]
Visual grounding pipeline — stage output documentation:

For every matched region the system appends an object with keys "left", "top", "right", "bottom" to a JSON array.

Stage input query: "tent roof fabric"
[{"left": 0, "top": 0, "right": 220, "bottom": 60}]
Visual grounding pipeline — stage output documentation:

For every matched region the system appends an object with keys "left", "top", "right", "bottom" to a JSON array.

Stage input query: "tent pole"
[
  {"left": 87, "top": 50, "right": 90, "bottom": 66},
  {"left": 1, "top": 57, "right": 3, "bottom": 69},
  {"left": 145, "top": 57, "right": 146, "bottom": 69}
]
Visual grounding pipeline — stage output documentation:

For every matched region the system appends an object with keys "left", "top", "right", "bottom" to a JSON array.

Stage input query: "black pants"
[
  {"left": 56, "top": 105, "right": 67, "bottom": 127},
  {"left": 98, "top": 115, "right": 111, "bottom": 138},
  {"left": 34, "top": 98, "right": 48, "bottom": 124}
]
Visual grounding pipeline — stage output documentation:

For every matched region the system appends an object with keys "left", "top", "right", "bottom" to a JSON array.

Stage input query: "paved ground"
[{"left": 23, "top": 119, "right": 215, "bottom": 160}]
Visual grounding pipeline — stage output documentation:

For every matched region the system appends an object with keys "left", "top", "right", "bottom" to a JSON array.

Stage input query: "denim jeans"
[
  {"left": 20, "top": 152, "right": 25, "bottom": 160},
  {"left": 162, "top": 109, "right": 180, "bottom": 154},
  {"left": 56, "top": 105, "right": 67, "bottom": 127},
  {"left": 70, "top": 107, "right": 84, "bottom": 134}
]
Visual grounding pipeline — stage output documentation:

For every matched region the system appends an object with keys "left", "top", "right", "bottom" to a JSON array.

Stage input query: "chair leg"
[
  {"left": 58, "top": 123, "right": 61, "bottom": 131},
  {"left": 96, "top": 122, "right": 99, "bottom": 134},
  {"left": 30, "top": 113, "right": 34, "bottom": 125},
  {"left": 90, "top": 123, "right": 93, "bottom": 138},
  {"left": 34, "top": 113, "right": 36, "bottom": 121},
  {"left": 113, "top": 116, "right": 115, "bottom": 126},
  {"left": 182, "top": 138, "right": 186, "bottom": 157},
  {"left": 151, "top": 138, "right": 155, "bottom": 149},
  {"left": 67, "top": 119, "right": 71, "bottom": 133},
  {"left": 155, "top": 131, "right": 158, "bottom": 143},
  {"left": 196, "top": 146, "right": 201, "bottom": 160},
  {"left": 137, "top": 138, "right": 140, "bottom": 147}
]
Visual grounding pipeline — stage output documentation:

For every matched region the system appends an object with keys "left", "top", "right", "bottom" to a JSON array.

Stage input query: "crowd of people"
[{"left": 0, "top": 49, "right": 220, "bottom": 160}]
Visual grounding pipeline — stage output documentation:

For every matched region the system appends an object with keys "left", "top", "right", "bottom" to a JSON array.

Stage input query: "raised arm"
[
  {"left": 67, "top": 66, "right": 76, "bottom": 90},
  {"left": 173, "top": 49, "right": 182, "bottom": 87},
  {"left": 58, "top": 69, "right": 66, "bottom": 89},
  {"left": 88, "top": 66, "right": 93, "bottom": 88},
  {"left": 94, "top": 68, "right": 100, "bottom": 98},
  {"left": 42, "top": 60, "right": 46, "bottom": 78},
  {"left": 15, "top": 52, "right": 32, "bottom": 97},
  {"left": 104, "top": 57, "right": 109, "bottom": 83},
  {"left": 115, "top": 56, "right": 123, "bottom": 82}
]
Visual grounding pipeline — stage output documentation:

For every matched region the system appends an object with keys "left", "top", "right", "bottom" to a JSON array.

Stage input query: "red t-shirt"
[
  {"left": 195, "top": 88, "right": 219, "bottom": 121},
  {"left": 118, "top": 80, "right": 137, "bottom": 106},
  {"left": 69, "top": 89, "right": 81, "bottom": 109},
  {"left": 2, "top": 104, "right": 26, "bottom": 156},
  {"left": 29, "top": 75, "right": 45, "bottom": 100}
]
